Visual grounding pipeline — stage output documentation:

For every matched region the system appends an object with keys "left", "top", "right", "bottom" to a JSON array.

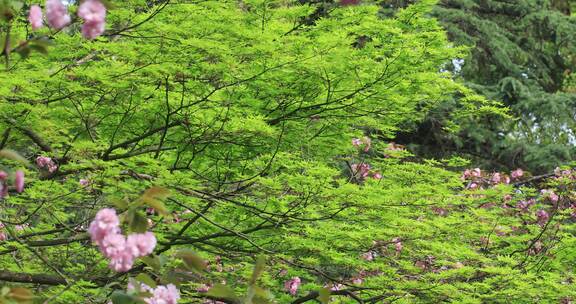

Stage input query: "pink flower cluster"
[
  {"left": 511, "top": 169, "right": 524, "bottom": 180},
  {"left": 352, "top": 137, "right": 371, "bottom": 152},
  {"left": 127, "top": 281, "right": 180, "bottom": 304},
  {"left": 540, "top": 189, "right": 559, "bottom": 204},
  {"left": 88, "top": 208, "right": 157, "bottom": 272},
  {"left": 361, "top": 251, "right": 375, "bottom": 261},
  {"left": 28, "top": 5, "right": 43, "bottom": 30},
  {"left": 36, "top": 156, "right": 58, "bottom": 173},
  {"left": 536, "top": 209, "right": 549, "bottom": 227},
  {"left": 460, "top": 168, "right": 527, "bottom": 190},
  {"left": 0, "top": 170, "right": 24, "bottom": 199},
  {"left": 78, "top": 0, "right": 107, "bottom": 39},
  {"left": 29, "top": 0, "right": 107, "bottom": 39},
  {"left": 392, "top": 237, "right": 403, "bottom": 254},
  {"left": 0, "top": 222, "right": 6, "bottom": 241},
  {"left": 554, "top": 167, "right": 574, "bottom": 178},
  {"left": 46, "top": 0, "right": 71, "bottom": 29},
  {"left": 284, "top": 277, "right": 301, "bottom": 296},
  {"left": 351, "top": 163, "right": 382, "bottom": 181},
  {"left": 516, "top": 199, "right": 535, "bottom": 212}
]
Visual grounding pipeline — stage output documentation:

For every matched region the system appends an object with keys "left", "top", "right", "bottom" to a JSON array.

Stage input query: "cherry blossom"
[
  {"left": 78, "top": 0, "right": 107, "bottom": 39},
  {"left": 46, "top": 0, "right": 71, "bottom": 30},
  {"left": 284, "top": 277, "right": 301, "bottom": 295},
  {"left": 15, "top": 170, "right": 24, "bottom": 193},
  {"left": 536, "top": 209, "right": 549, "bottom": 227},
  {"left": 511, "top": 168, "right": 524, "bottom": 180},
  {"left": 28, "top": 5, "right": 44, "bottom": 30},
  {"left": 36, "top": 156, "right": 58, "bottom": 173}
]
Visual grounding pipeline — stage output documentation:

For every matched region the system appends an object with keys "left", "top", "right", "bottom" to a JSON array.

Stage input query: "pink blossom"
[
  {"left": 78, "top": 0, "right": 106, "bottom": 39},
  {"left": 511, "top": 168, "right": 524, "bottom": 180},
  {"left": 372, "top": 172, "right": 382, "bottom": 180},
  {"left": 126, "top": 232, "right": 156, "bottom": 257},
  {"left": 197, "top": 284, "right": 211, "bottom": 293},
  {"left": 351, "top": 163, "right": 371, "bottom": 179},
  {"left": 330, "top": 283, "right": 344, "bottom": 291},
  {"left": 15, "top": 170, "right": 24, "bottom": 193},
  {"left": 362, "top": 137, "right": 371, "bottom": 152},
  {"left": 0, "top": 182, "right": 7, "bottom": 199},
  {"left": 81, "top": 21, "right": 105, "bottom": 40},
  {"left": 284, "top": 277, "right": 301, "bottom": 296},
  {"left": 28, "top": 5, "right": 43, "bottom": 30},
  {"left": 0, "top": 171, "right": 7, "bottom": 180},
  {"left": 393, "top": 238, "right": 403, "bottom": 253},
  {"left": 88, "top": 208, "right": 159, "bottom": 273},
  {"left": 461, "top": 169, "right": 471, "bottom": 181},
  {"left": 36, "top": 156, "right": 58, "bottom": 173},
  {"left": 516, "top": 199, "right": 534, "bottom": 211},
  {"left": 0, "top": 232, "right": 6, "bottom": 241},
  {"left": 541, "top": 189, "right": 559, "bottom": 204},
  {"left": 109, "top": 250, "right": 134, "bottom": 272},
  {"left": 100, "top": 233, "right": 126, "bottom": 258},
  {"left": 352, "top": 278, "right": 363, "bottom": 285},
  {"left": 46, "top": 0, "right": 71, "bottom": 30},
  {"left": 361, "top": 251, "right": 375, "bottom": 261},
  {"left": 555, "top": 167, "right": 572, "bottom": 177},
  {"left": 127, "top": 280, "right": 153, "bottom": 293},
  {"left": 490, "top": 173, "right": 501, "bottom": 184},
  {"left": 79, "top": 179, "right": 90, "bottom": 186},
  {"left": 147, "top": 284, "right": 180, "bottom": 304},
  {"left": 15, "top": 224, "right": 28, "bottom": 231},
  {"left": 536, "top": 209, "right": 549, "bottom": 227},
  {"left": 88, "top": 208, "right": 120, "bottom": 245},
  {"left": 471, "top": 168, "right": 481, "bottom": 177},
  {"left": 351, "top": 137, "right": 371, "bottom": 152},
  {"left": 469, "top": 182, "right": 478, "bottom": 189},
  {"left": 100, "top": 234, "right": 135, "bottom": 272}
]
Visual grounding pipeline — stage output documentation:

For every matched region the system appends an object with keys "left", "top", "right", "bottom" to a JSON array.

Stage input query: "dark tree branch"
[{"left": 0, "top": 270, "right": 67, "bottom": 285}]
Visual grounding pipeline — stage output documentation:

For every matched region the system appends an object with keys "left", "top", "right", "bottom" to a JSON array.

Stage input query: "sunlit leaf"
[
  {"left": 128, "top": 211, "right": 148, "bottom": 233},
  {"left": 110, "top": 291, "right": 139, "bottom": 304},
  {"left": 8, "top": 288, "right": 33, "bottom": 303},
  {"left": 0, "top": 149, "right": 29, "bottom": 165},
  {"left": 175, "top": 249, "right": 206, "bottom": 273},
  {"left": 135, "top": 273, "right": 156, "bottom": 288},
  {"left": 206, "top": 284, "right": 240, "bottom": 303},
  {"left": 318, "top": 288, "right": 331, "bottom": 304},
  {"left": 139, "top": 186, "right": 170, "bottom": 215},
  {"left": 249, "top": 254, "right": 266, "bottom": 285}
]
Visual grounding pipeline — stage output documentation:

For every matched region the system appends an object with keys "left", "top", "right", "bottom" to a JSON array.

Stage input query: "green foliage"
[{"left": 0, "top": 1, "right": 574, "bottom": 304}]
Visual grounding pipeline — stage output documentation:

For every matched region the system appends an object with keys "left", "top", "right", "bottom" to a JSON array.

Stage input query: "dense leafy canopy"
[
  {"left": 399, "top": 0, "right": 576, "bottom": 173},
  {"left": 0, "top": 1, "right": 574, "bottom": 304}
]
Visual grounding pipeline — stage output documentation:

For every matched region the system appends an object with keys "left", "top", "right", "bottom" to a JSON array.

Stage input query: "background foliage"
[{"left": 0, "top": 0, "right": 574, "bottom": 303}]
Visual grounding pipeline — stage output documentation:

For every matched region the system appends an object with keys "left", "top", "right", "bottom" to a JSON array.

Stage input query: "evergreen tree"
[{"left": 397, "top": 0, "right": 576, "bottom": 173}]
